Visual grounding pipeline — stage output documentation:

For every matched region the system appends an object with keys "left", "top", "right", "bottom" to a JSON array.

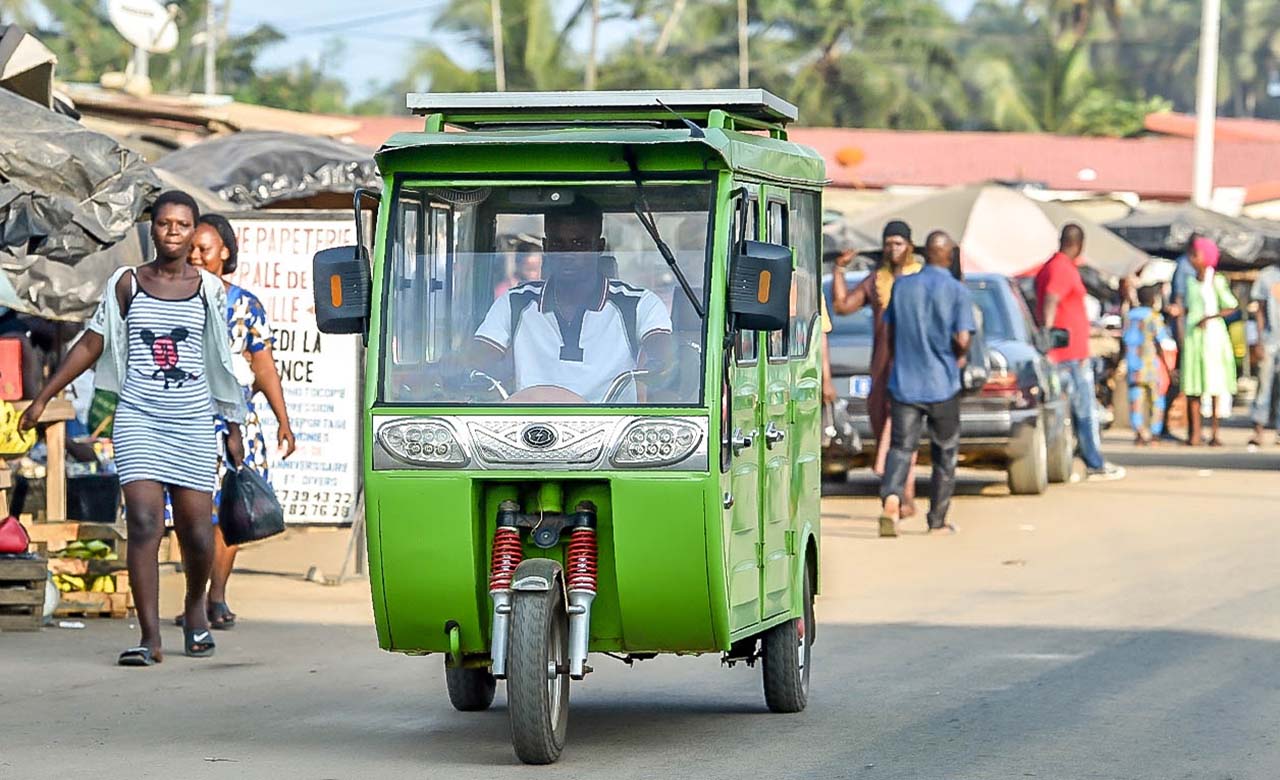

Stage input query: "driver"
[{"left": 471, "top": 200, "right": 673, "bottom": 401}]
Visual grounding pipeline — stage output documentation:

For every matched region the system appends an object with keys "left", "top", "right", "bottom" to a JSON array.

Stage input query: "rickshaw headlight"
[
  {"left": 611, "top": 419, "right": 702, "bottom": 467},
  {"left": 378, "top": 419, "right": 469, "bottom": 467}
]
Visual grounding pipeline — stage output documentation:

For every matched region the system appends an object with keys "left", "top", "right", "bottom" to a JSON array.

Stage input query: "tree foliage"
[{"left": 21, "top": 0, "right": 1280, "bottom": 131}]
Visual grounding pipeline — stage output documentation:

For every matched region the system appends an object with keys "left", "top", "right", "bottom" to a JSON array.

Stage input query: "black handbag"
[{"left": 217, "top": 466, "right": 286, "bottom": 546}]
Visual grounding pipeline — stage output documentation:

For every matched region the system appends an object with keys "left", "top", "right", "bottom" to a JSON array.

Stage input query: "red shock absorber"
[
  {"left": 489, "top": 527, "right": 523, "bottom": 592},
  {"left": 565, "top": 527, "right": 598, "bottom": 593}
]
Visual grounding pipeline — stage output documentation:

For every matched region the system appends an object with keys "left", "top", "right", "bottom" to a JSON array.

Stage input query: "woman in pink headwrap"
[{"left": 1181, "top": 237, "right": 1240, "bottom": 445}]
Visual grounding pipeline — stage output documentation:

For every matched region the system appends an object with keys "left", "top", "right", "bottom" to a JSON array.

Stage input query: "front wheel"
[
  {"left": 507, "top": 588, "right": 570, "bottom": 764},
  {"left": 1007, "top": 423, "right": 1048, "bottom": 495},
  {"left": 445, "top": 663, "right": 496, "bottom": 712},
  {"left": 762, "top": 565, "right": 814, "bottom": 713},
  {"left": 1047, "top": 417, "right": 1074, "bottom": 484}
]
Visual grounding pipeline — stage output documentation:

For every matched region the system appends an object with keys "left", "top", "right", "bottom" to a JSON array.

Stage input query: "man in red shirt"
[{"left": 1035, "top": 224, "right": 1125, "bottom": 480}]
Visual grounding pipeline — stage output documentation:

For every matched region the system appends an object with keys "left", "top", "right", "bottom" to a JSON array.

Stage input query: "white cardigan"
[{"left": 87, "top": 266, "right": 249, "bottom": 424}]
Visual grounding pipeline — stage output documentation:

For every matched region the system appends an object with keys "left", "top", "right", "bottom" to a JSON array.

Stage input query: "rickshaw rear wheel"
[
  {"left": 762, "top": 566, "right": 813, "bottom": 713},
  {"left": 445, "top": 663, "right": 497, "bottom": 712},
  {"left": 507, "top": 588, "right": 570, "bottom": 764}
]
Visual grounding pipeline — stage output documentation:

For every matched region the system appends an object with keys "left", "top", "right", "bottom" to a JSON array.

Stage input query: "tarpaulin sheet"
[
  {"left": 1107, "top": 204, "right": 1280, "bottom": 270},
  {"left": 156, "top": 131, "right": 379, "bottom": 209},
  {"left": 0, "top": 89, "right": 160, "bottom": 321}
]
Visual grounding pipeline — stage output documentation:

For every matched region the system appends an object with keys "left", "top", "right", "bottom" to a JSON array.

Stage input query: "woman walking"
[
  {"left": 19, "top": 191, "right": 248, "bottom": 666},
  {"left": 186, "top": 213, "right": 296, "bottom": 629},
  {"left": 1180, "top": 238, "right": 1239, "bottom": 446}
]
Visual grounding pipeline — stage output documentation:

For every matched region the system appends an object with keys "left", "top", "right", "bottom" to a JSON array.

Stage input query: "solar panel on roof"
[{"left": 406, "top": 89, "right": 798, "bottom": 125}]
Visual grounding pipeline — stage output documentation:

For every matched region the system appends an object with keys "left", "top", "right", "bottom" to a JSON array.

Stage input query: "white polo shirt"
[{"left": 475, "top": 278, "right": 671, "bottom": 402}]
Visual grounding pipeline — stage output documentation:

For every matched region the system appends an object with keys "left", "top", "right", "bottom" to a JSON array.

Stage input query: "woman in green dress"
[{"left": 1180, "top": 238, "right": 1239, "bottom": 446}]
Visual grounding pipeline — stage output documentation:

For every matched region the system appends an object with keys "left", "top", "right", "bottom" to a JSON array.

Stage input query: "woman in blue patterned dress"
[
  {"left": 187, "top": 214, "right": 296, "bottom": 629},
  {"left": 20, "top": 191, "right": 247, "bottom": 665}
]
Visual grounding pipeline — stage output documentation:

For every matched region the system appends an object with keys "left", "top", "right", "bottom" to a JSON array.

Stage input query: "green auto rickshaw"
[{"left": 314, "top": 89, "right": 826, "bottom": 764}]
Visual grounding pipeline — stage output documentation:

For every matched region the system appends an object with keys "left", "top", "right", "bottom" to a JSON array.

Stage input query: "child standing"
[{"left": 1124, "top": 285, "right": 1170, "bottom": 445}]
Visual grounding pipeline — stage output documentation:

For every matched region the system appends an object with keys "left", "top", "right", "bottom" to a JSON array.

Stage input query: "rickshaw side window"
[
  {"left": 732, "top": 192, "right": 759, "bottom": 364},
  {"left": 789, "top": 190, "right": 820, "bottom": 358},
  {"left": 390, "top": 199, "right": 424, "bottom": 367},
  {"left": 766, "top": 199, "right": 789, "bottom": 361}
]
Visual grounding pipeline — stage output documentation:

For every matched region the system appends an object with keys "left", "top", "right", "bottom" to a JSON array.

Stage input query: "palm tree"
[
  {"left": 0, "top": 0, "right": 36, "bottom": 26},
  {"left": 408, "top": 0, "right": 599, "bottom": 93}
]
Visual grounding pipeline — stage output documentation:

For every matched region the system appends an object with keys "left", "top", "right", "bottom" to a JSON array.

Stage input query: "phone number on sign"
[{"left": 277, "top": 490, "right": 356, "bottom": 520}]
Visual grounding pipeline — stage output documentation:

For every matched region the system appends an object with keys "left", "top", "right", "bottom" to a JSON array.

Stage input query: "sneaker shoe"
[{"left": 1086, "top": 463, "right": 1126, "bottom": 481}]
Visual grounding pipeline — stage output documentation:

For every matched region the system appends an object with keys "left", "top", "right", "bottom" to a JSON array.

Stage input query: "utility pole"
[
  {"left": 1193, "top": 0, "right": 1222, "bottom": 209},
  {"left": 491, "top": 0, "right": 506, "bottom": 91},
  {"left": 737, "top": 0, "right": 748, "bottom": 88},
  {"left": 653, "top": 0, "right": 686, "bottom": 57},
  {"left": 203, "top": 0, "right": 217, "bottom": 95},
  {"left": 585, "top": 0, "right": 599, "bottom": 90}
]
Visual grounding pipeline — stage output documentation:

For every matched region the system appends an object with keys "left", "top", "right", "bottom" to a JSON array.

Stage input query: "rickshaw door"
[
  {"left": 759, "top": 189, "right": 793, "bottom": 619},
  {"left": 726, "top": 189, "right": 763, "bottom": 629}
]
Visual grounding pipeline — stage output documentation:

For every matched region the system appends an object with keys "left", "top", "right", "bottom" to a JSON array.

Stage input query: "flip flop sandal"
[
  {"left": 878, "top": 514, "right": 898, "bottom": 538},
  {"left": 118, "top": 646, "right": 160, "bottom": 666},
  {"left": 209, "top": 601, "right": 237, "bottom": 630},
  {"left": 184, "top": 628, "right": 216, "bottom": 658}
]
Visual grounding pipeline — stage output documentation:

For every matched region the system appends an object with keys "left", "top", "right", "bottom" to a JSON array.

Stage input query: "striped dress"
[{"left": 113, "top": 283, "right": 218, "bottom": 492}]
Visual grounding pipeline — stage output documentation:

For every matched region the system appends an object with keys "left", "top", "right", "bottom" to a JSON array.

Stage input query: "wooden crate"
[
  {"left": 54, "top": 590, "right": 130, "bottom": 619},
  {"left": 0, "top": 557, "right": 47, "bottom": 631},
  {"left": 23, "top": 521, "right": 128, "bottom": 564}
]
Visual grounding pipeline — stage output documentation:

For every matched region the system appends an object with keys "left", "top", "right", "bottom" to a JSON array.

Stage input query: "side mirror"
[
  {"left": 1048, "top": 327, "right": 1071, "bottom": 350},
  {"left": 313, "top": 245, "right": 371, "bottom": 335},
  {"left": 728, "top": 240, "right": 792, "bottom": 332}
]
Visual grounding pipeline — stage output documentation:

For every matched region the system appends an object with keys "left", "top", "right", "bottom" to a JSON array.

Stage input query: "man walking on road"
[
  {"left": 831, "top": 220, "right": 923, "bottom": 517},
  {"left": 1249, "top": 260, "right": 1280, "bottom": 447},
  {"left": 1036, "top": 224, "right": 1126, "bottom": 481},
  {"left": 878, "top": 231, "right": 974, "bottom": 537}
]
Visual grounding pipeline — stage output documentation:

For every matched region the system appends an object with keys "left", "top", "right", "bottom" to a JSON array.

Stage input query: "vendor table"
[{"left": 12, "top": 398, "right": 75, "bottom": 522}]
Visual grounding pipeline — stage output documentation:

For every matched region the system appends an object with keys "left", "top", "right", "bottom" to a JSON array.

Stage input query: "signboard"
[{"left": 227, "top": 214, "right": 362, "bottom": 525}]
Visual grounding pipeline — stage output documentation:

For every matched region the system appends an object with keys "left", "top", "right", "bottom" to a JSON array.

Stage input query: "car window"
[
  {"left": 966, "top": 281, "right": 1015, "bottom": 342},
  {"left": 822, "top": 274, "right": 873, "bottom": 340}
]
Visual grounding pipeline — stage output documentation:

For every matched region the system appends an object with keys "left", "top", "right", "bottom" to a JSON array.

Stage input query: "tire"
[
  {"left": 507, "top": 587, "right": 570, "bottom": 764},
  {"left": 762, "top": 565, "right": 813, "bottom": 713},
  {"left": 445, "top": 663, "right": 496, "bottom": 712},
  {"left": 1047, "top": 417, "right": 1074, "bottom": 485},
  {"left": 1007, "top": 423, "right": 1048, "bottom": 495}
]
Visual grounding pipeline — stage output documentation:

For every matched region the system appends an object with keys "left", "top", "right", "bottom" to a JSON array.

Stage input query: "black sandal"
[
  {"left": 184, "top": 627, "right": 216, "bottom": 658},
  {"left": 118, "top": 646, "right": 160, "bottom": 666},
  {"left": 209, "top": 601, "right": 237, "bottom": 630}
]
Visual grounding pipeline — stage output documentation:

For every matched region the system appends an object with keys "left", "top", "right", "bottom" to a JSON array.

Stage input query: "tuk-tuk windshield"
[{"left": 382, "top": 182, "right": 711, "bottom": 406}]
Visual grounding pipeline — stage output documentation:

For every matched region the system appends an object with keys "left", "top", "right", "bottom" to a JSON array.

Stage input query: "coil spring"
[
  {"left": 565, "top": 527, "right": 598, "bottom": 593},
  {"left": 489, "top": 527, "right": 523, "bottom": 592}
]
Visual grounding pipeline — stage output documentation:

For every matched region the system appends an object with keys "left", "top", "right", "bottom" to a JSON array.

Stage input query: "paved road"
[{"left": 4, "top": 429, "right": 1279, "bottom": 779}]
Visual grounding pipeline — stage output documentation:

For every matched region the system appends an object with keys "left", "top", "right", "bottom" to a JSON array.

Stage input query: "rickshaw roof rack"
[{"left": 406, "top": 89, "right": 798, "bottom": 131}]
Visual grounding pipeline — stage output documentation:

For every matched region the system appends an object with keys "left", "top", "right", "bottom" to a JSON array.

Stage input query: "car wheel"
[
  {"left": 1008, "top": 424, "right": 1048, "bottom": 495},
  {"left": 1047, "top": 417, "right": 1074, "bottom": 484}
]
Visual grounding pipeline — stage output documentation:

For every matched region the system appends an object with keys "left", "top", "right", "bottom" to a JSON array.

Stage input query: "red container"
[{"left": 0, "top": 339, "right": 21, "bottom": 400}]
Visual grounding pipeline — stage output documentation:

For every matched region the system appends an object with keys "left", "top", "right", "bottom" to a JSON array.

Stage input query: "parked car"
[{"left": 821, "top": 271, "right": 1074, "bottom": 494}]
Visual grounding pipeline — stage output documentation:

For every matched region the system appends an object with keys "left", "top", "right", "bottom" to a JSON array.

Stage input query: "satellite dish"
[{"left": 107, "top": 0, "right": 179, "bottom": 54}]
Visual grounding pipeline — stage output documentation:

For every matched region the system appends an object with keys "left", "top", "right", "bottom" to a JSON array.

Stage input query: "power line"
[{"left": 251, "top": 2, "right": 446, "bottom": 37}]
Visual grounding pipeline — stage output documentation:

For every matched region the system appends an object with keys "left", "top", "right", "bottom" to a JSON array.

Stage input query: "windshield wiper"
[{"left": 622, "top": 147, "right": 705, "bottom": 319}]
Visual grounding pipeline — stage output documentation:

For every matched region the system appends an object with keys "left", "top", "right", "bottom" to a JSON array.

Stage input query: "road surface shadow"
[
  {"left": 1106, "top": 446, "right": 1280, "bottom": 471},
  {"left": 823, "top": 471, "right": 1007, "bottom": 499},
  {"left": 7, "top": 620, "right": 1276, "bottom": 778}
]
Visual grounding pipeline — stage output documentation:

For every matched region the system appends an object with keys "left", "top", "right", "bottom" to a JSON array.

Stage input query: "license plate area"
[{"left": 848, "top": 375, "right": 872, "bottom": 399}]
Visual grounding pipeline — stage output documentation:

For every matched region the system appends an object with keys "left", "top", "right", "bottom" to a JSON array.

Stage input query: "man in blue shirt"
[{"left": 879, "top": 231, "right": 975, "bottom": 536}]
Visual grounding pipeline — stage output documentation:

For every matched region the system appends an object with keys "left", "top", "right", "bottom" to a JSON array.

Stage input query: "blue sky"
[{"left": 235, "top": 0, "right": 978, "bottom": 104}]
